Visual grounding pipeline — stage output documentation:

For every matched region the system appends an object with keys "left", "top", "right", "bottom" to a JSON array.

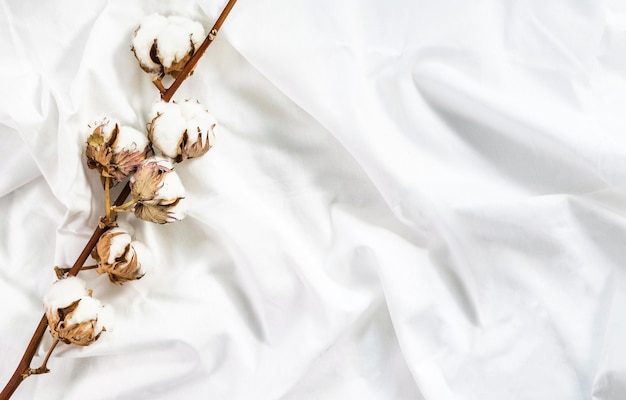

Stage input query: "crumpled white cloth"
[{"left": 1, "top": 0, "right": 626, "bottom": 399}]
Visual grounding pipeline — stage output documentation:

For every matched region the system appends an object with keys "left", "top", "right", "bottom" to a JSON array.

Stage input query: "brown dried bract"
[
  {"left": 46, "top": 297, "right": 104, "bottom": 346},
  {"left": 134, "top": 196, "right": 184, "bottom": 224},
  {"left": 130, "top": 159, "right": 185, "bottom": 224}
]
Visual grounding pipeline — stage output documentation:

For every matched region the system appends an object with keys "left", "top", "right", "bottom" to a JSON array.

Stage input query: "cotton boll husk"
[
  {"left": 132, "top": 14, "right": 168, "bottom": 72},
  {"left": 43, "top": 277, "right": 88, "bottom": 311},
  {"left": 114, "top": 126, "right": 150, "bottom": 154},
  {"left": 131, "top": 240, "right": 153, "bottom": 275},
  {"left": 149, "top": 99, "right": 216, "bottom": 161}
]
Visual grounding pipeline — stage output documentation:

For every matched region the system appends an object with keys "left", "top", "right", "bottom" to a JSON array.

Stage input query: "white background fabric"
[{"left": 1, "top": 0, "right": 626, "bottom": 399}]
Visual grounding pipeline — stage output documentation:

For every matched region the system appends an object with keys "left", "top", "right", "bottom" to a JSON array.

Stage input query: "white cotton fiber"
[
  {"left": 43, "top": 277, "right": 89, "bottom": 311},
  {"left": 114, "top": 126, "right": 150, "bottom": 154}
]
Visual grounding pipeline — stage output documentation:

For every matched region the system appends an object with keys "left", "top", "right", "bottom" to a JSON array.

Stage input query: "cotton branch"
[{"left": 0, "top": 1, "right": 237, "bottom": 398}]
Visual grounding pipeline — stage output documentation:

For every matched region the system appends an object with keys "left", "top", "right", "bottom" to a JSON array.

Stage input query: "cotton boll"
[
  {"left": 130, "top": 156, "right": 187, "bottom": 224},
  {"left": 131, "top": 14, "right": 168, "bottom": 73},
  {"left": 94, "top": 226, "right": 152, "bottom": 284},
  {"left": 85, "top": 118, "right": 150, "bottom": 183},
  {"left": 131, "top": 14, "right": 206, "bottom": 77},
  {"left": 149, "top": 99, "right": 216, "bottom": 162},
  {"left": 43, "top": 278, "right": 112, "bottom": 346}
]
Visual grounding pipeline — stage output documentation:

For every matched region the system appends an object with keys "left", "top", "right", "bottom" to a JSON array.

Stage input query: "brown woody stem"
[{"left": 0, "top": 2, "right": 237, "bottom": 398}]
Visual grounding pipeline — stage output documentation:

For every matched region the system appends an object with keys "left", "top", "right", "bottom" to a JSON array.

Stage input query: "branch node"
[{"left": 151, "top": 76, "right": 167, "bottom": 95}]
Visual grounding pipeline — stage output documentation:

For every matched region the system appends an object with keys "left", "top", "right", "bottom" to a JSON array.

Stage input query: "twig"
[
  {"left": 22, "top": 339, "right": 60, "bottom": 378},
  {"left": 54, "top": 265, "right": 98, "bottom": 279},
  {"left": 104, "top": 177, "right": 112, "bottom": 222}
]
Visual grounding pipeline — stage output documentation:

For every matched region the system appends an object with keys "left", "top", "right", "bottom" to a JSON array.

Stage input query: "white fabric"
[{"left": 1, "top": 0, "right": 626, "bottom": 399}]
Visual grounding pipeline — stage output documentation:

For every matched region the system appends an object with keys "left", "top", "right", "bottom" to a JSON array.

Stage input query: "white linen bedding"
[{"left": 1, "top": 0, "right": 626, "bottom": 399}]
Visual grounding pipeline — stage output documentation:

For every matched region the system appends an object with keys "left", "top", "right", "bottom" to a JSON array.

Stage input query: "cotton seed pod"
[
  {"left": 149, "top": 99, "right": 216, "bottom": 162},
  {"left": 92, "top": 225, "right": 153, "bottom": 284},
  {"left": 130, "top": 156, "right": 187, "bottom": 224},
  {"left": 85, "top": 118, "right": 151, "bottom": 183},
  {"left": 42, "top": 277, "right": 113, "bottom": 346},
  {"left": 131, "top": 14, "right": 205, "bottom": 77}
]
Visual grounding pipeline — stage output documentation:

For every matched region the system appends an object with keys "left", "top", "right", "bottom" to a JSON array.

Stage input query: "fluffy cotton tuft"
[
  {"left": 43, "top": 277, "right": 89, "bottom": 311},
  {"left": 131, "top": 240, "right": 153, "bottom": 275},
  {"left": 114, "top": 126, "right": 150, "bottom": 154}
]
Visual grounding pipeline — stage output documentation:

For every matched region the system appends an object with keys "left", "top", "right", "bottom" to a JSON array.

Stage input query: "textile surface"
[{"left": 1, "top": 1, "right": 626, "bottom": 399}]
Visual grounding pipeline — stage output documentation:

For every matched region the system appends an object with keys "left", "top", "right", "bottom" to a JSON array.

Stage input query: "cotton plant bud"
[
  {"left": 85, "top": 118, "right": 151, "bottom": 183},
  {"left": 92, "top": 225, "right": 154, "bottom": 284},
  {"left": 42, "top": 277, "right": 113, "bottom": 346},
  {"left": 148, "top": 99, "right": 216, "bottom": 162},
  {"left": 130, "top": 156, "right": 187, "bottom": 224},
  {"left": 131, "top": 14, "right": 205, "bottom": 77}
]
